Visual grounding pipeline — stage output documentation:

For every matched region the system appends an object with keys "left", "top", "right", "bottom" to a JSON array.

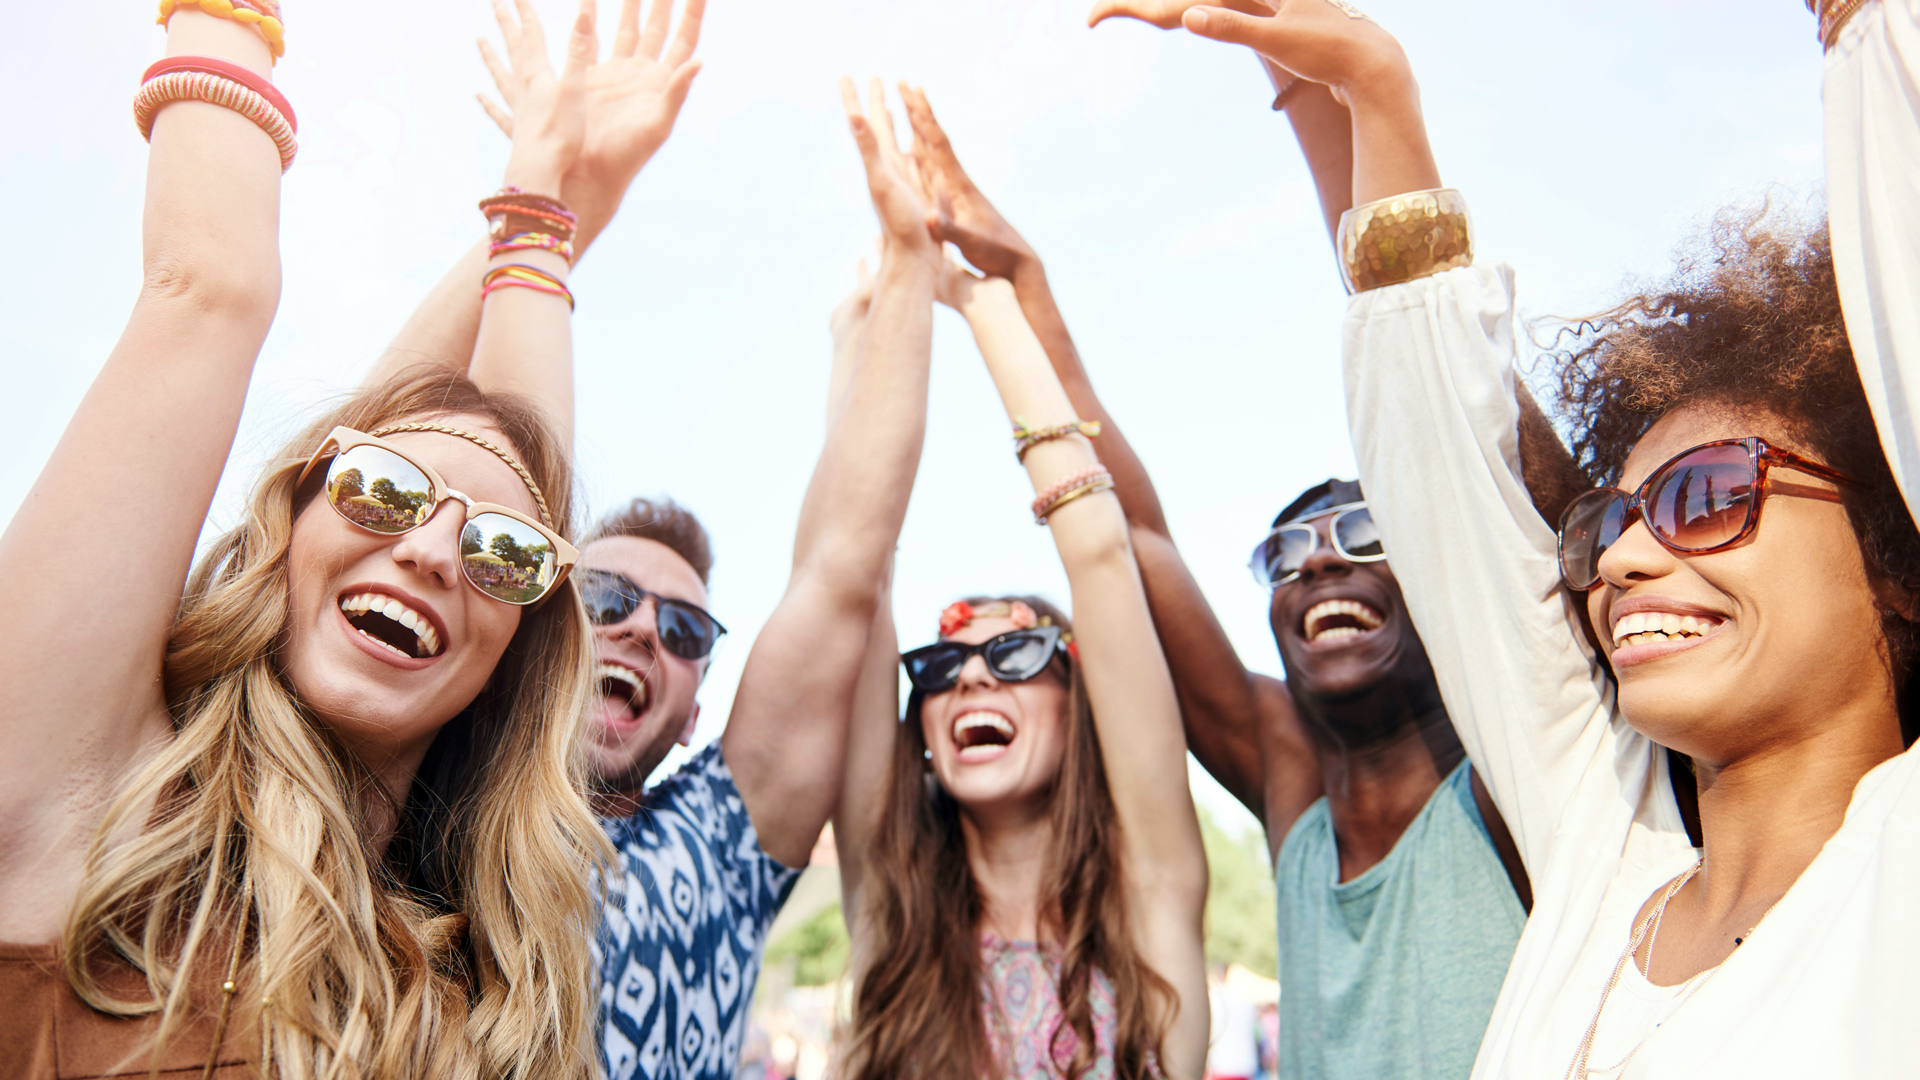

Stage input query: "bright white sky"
[{"left": 2, "top": 0, "right": 1824, "bottom": 834}]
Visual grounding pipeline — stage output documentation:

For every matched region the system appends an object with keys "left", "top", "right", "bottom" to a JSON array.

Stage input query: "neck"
[
  {"left": 959, "top": 799, "right": 1055, "bottom": 942},
  {"left": 1315, "top": 719, "right": 1455, "bottom": 881},
  {"left": 1687, "top": 708, "right": 1902, "bottom": 919},
  {"left": 359, "top": 742, "right": 434, "bottom": 859}
]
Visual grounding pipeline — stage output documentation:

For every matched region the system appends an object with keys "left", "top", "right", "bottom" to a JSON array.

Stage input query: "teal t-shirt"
[{"left": 1274, "top": 761, "right": 1524, "bottom": 1080}]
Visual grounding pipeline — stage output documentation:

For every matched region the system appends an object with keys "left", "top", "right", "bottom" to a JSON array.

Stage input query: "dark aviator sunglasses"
[
  {"left": 900, "top": 626, "right": 1071, "bottom": 694},
  {"left": 579, "top": 569, "right": 728, "bottom": 661}
]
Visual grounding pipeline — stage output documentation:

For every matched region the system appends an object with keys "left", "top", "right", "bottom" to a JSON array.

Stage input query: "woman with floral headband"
[
  {"left": 1099, "top": 0, "right": 1920, "bottom": 1076},
  {"left": 0, "top": 3, "right": 618, "bottom": 1076},
  {"left": 829, "top": 83, "right": 1210, "bottom": 1080}
]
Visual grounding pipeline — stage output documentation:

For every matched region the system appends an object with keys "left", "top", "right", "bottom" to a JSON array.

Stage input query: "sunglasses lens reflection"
[
  {"left": 1649, "top": 445, "right": 1756, "bottom": 551},
  {"left": 1334, "top": 508, "right": 1384, "bottom": 560},
  {"left": 1255, "top": 525, "right": 1317, "bottom": 586},
  {"left": 328, "top": 445, "right": 433, "bottom": 534},
  {"left": 987, "top": 631, "right": 1054, "bottom": 681},
  {"left": 461, "top": 513, "right": 558, "bottom": 605},
  {"left": 658, "top": 605, "right": 720, "bottom": 660},
  {"left": 906, "top": 646, "right": 966, "bottom": 692},
  {"left": 1560, "top": 490, "right": 1626, "bottom": 589},
  {"left": 580, "top": 573, "right": 638, "bottom": 626}
]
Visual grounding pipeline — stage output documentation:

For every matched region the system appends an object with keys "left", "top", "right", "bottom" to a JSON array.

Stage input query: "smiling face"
[
  {"left": 1585, "top": 403, "right": 1897, "bottom": 763},
  {"left": 280, "top": 415, "right": 540, "bottom": 784},
  {"left": 1269, "top": 511, "right": 1421, "bottom": 704},
  {"left": 580, "top": 536, "right": 710, "bottom": 792},
  {"left": 918, "top": 615, "right": 1073, "bottom": 819}
]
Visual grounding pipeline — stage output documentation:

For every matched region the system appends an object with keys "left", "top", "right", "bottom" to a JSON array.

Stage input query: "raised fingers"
[
  {"left": 840, "top": 76, "right": 885, "bottom": 179},
  {"left": 476, "top": 93, "right": 515, "bottom": 136},
  {"left": 478, "top": 36, "right": 517, "bottom": 104},
  {"left": 662, "top": 0, "right": 706, "bottom": 68},
  {"left": 865, "top": 77, "right": 911, "bottom": 177},
  {"left": 562, "top": 0, "right": 600, "bottom": 82},
  {"left": 900, "top": 85, "right": 968, "bottom": 188},
  {"left": 612, "top": 0, "right": 643, "bottom": 58},
  {"left": 511, "top": 0, "right": 552, "bottom": 71},
  {"left": 637, "top": 0, "right": 675, "bottom": 59}
]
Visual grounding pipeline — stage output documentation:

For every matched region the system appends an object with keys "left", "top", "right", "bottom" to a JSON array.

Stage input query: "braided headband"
[{"left": 367, "top": 422, "right": 556, "bottom": 529}]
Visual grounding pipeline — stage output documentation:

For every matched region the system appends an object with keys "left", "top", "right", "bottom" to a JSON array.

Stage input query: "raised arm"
[
  {"left": 369, "top": 0, "right": 704, "bottom": 395},
  {"left": 719, "top": 79, "right": 937, "bottom": 870},
  {"left": 947, "top": 266, "right": 1210, "bottom": 1077},
  {"left": 899, "top": 87, "right": 1320, "bottom": 846},
  {"left": 0, "top": 10, "right": 282, "bottom": 941}
]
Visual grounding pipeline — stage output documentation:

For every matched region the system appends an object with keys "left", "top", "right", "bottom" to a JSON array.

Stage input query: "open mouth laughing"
[
  {"left": 597, "top": 661, "right": 652, "bottom": 725},
  {"left": 953, "top": 710, "right": 1016, "bottom": 762},
  {"left": 339, "top": 591, "right": 443, "bottom": 659},
  {"left": 1302, "top": 598, "right": 1385, "bottom": 645}
]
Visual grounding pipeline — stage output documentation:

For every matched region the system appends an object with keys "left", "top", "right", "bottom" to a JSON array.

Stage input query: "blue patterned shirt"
[{"left": 595, "top": 743, "right": 802, "bottom": 1080}]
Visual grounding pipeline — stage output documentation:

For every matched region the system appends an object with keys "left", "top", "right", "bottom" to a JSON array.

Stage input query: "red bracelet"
[
  {"left": 1030, "top": 466, "right": 1113, "bottom": 521},
  {"left": 143, "top": 55, "right": 295, "bottom": 133}
]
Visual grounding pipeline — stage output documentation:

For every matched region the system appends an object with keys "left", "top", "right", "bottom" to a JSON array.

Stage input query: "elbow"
[
  {"left": 139, "top": 251, "right": 281, "bottom": 327},
  {"left": 1054, "top": 517, "right": 1136, "bottom": 575}
]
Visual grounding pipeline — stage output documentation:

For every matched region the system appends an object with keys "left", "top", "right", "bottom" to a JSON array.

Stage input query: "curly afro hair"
[{"left": 1549, "top": 204, "right": 1920, "bottom": 708}]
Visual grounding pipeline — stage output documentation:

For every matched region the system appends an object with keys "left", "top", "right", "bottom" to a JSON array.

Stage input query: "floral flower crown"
[{"left": 937, "top": 599, "right": 1077, "bottom": 660}]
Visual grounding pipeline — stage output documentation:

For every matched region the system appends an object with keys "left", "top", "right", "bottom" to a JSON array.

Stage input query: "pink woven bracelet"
[
  {"left": 1030, "top": 466, "right": 1113, "bottom": 520},
  {"left": 134, "top": 69, "right": 297, "bottom": 171}
]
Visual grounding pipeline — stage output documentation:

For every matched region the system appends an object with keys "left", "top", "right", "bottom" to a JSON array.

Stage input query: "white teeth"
[
  {"left": 1611, "top": 611, "right": 1719, "bottom": 647},
  {"left": 954, "top": 711, "right": 1015, "bottom": 741},
  {"left": 338, "top": 592, "right": 441, "bottom": 658},
  {"left": 1303, "top": 599, "right": 1385, "bottom": 643},
  {"left": 596, "top": 662, "right": 649, "bottom": 712}
]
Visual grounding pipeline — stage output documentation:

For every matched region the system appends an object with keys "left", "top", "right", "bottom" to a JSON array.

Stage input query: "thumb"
[{"left": 1182, "top": 4, "right": 1265, "bottom": 45}]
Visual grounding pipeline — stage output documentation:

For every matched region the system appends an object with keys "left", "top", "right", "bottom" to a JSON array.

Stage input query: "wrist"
[{"left": 503, "top": 153, "right": 568, "bottom": 200}]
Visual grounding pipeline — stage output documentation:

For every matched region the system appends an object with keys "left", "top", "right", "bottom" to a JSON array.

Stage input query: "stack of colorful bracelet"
[
  {"left": 1012, "top": 417, "right": 1102, "bottom": 462},
  {"left": 490, "top": 232, "right": 576, "bottom": 264},
  {"left": 483, "top": 264, "right": 574, "bottom": 310},
  {"left": 479, "top": 189, "right": 578, "bottom": 246},
  {"left": 133, "top": 54, "right": 297, "bottom": 172},
  {"left": 157, "top": 0, "right": 286, "bottom": 62},
  {"left": 1031, "top": 465, "right": 1115, "bottom": 525}
]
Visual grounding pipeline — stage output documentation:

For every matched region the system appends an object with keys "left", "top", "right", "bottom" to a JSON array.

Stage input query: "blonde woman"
[
  {"left": 831, "top": 85, "right": 1210, "bottom": 1080},
  {"left": 0, "top": 4, "right": 610, "bottom": 1076}
]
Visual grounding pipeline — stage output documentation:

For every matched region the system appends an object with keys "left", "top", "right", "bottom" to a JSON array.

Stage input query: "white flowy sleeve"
[
  {"left": 1343, "top": 263, "right": 1613, "bottom": 876},
  {"left": 1826, "top": 0, "right": 1920, "bottom": 516}
]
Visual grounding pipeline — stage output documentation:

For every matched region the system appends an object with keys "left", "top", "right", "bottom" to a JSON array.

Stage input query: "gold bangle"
[
  {"left": 1336, "top": 187, "right": 1473, "bottom": 294},
  {"left": 1810, "top": 0, "right": 1870, "bottom": 50},
  {"left": 1034, "top": 479, "right": 1114, "bottom": 525}
]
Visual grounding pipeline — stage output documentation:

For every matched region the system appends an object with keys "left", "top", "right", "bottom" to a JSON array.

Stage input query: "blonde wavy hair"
[{"left": 61, "top": 370, "right": 611, "bottom": 1080}]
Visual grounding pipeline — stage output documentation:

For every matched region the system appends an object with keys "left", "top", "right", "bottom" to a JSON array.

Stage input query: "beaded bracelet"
[
  {"left": 1335, "top": 188, "right": 1471, "bottom": 294},
  {"left": 483, "top": 264, "right": 575, "bottom": 310},
  {"left": 1034, "top": 477, "right": 1115, "bottom": 525},
  {"left": 490, "top": 232, "right": 575, "bottom": 263},
  {"left": 1012, "top": 417, "right": 1102, "bottom": 462},
  {"left": 135, "top": 70, "right": 297, "bottom": 171},
  {"left": 1811, "top": 0, "right": 1869, "bottom": 49},
  {"left": 157, "top": 0, "right": 286, "bottom": 61},
  {"left": 1030, "top": 465, "right": 1114, "bottom": 524},
  {"left": 143, "top": 56, "right": 295, "bottom": 133}
]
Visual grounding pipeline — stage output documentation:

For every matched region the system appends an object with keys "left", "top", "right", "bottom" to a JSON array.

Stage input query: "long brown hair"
[
  {"left": 63, "top": 369, "right": 609, "bottom": 1079},
  {"left": 841, "top": 595, "right": 1174, "bottom": 1080}
]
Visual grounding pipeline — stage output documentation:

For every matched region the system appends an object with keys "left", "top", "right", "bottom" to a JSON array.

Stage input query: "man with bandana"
[{"left": 895, "top": 78, "right": 1575, "bottom": 1080}]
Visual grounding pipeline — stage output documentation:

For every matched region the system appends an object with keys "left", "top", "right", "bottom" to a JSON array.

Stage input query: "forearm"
[
  {"left": 1347, "top": 64, "right": 1441, "bottom": 205},
  {"left": 832, "top": 576, "right": 901, "bottom": 922},
  {"left": 791, "top": 259, "right": 935, "bottom": 588},
  {"left": 1266, "top": 65, "right": 1355, "bottom": 243},
  {"left": 469, "top": 159, "right": 575, "bottom": 441}
]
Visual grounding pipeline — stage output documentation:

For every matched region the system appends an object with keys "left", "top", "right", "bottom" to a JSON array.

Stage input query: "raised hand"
[
  {"left": 478, "top": 0, "right": 597, "bottom": 194},
  {"left": 1087, "top": 0, "right": 1273, "bottom": 32},
  {"left": 840, "top": 77, "right": 941, "bottom": 272},
  {"left": 897, "top": 85, "right": 1039, "bottom": 282},
  {"left": 483, "top": 0, "right": 705, "bottom": 240}
]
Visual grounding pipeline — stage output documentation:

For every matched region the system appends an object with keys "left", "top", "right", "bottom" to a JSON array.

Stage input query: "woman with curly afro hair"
[{"left": 1156, "top": 0, "right": 1920, "bottom": 1076}]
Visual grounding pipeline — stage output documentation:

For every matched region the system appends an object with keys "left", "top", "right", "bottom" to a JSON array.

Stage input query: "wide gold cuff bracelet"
[
  {"left": 1336, "top": 187, "right": 1473, "bottom": 294},
  {"left": 1810, "top": 0, "right": 1870, "bottom": 50}
]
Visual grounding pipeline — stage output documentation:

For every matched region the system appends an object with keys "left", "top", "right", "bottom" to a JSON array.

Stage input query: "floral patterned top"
[{"left": 980, "top": 935, "right": 1118, "bottom": 1080}]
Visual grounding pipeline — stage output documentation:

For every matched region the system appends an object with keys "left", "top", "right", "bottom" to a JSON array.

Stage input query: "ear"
[
  {"left": 678, "top": 703, "right": 700, "bottom": 747},
  {"left": 1874, "top": 574, "right": 1920, "bottom": 623}
]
